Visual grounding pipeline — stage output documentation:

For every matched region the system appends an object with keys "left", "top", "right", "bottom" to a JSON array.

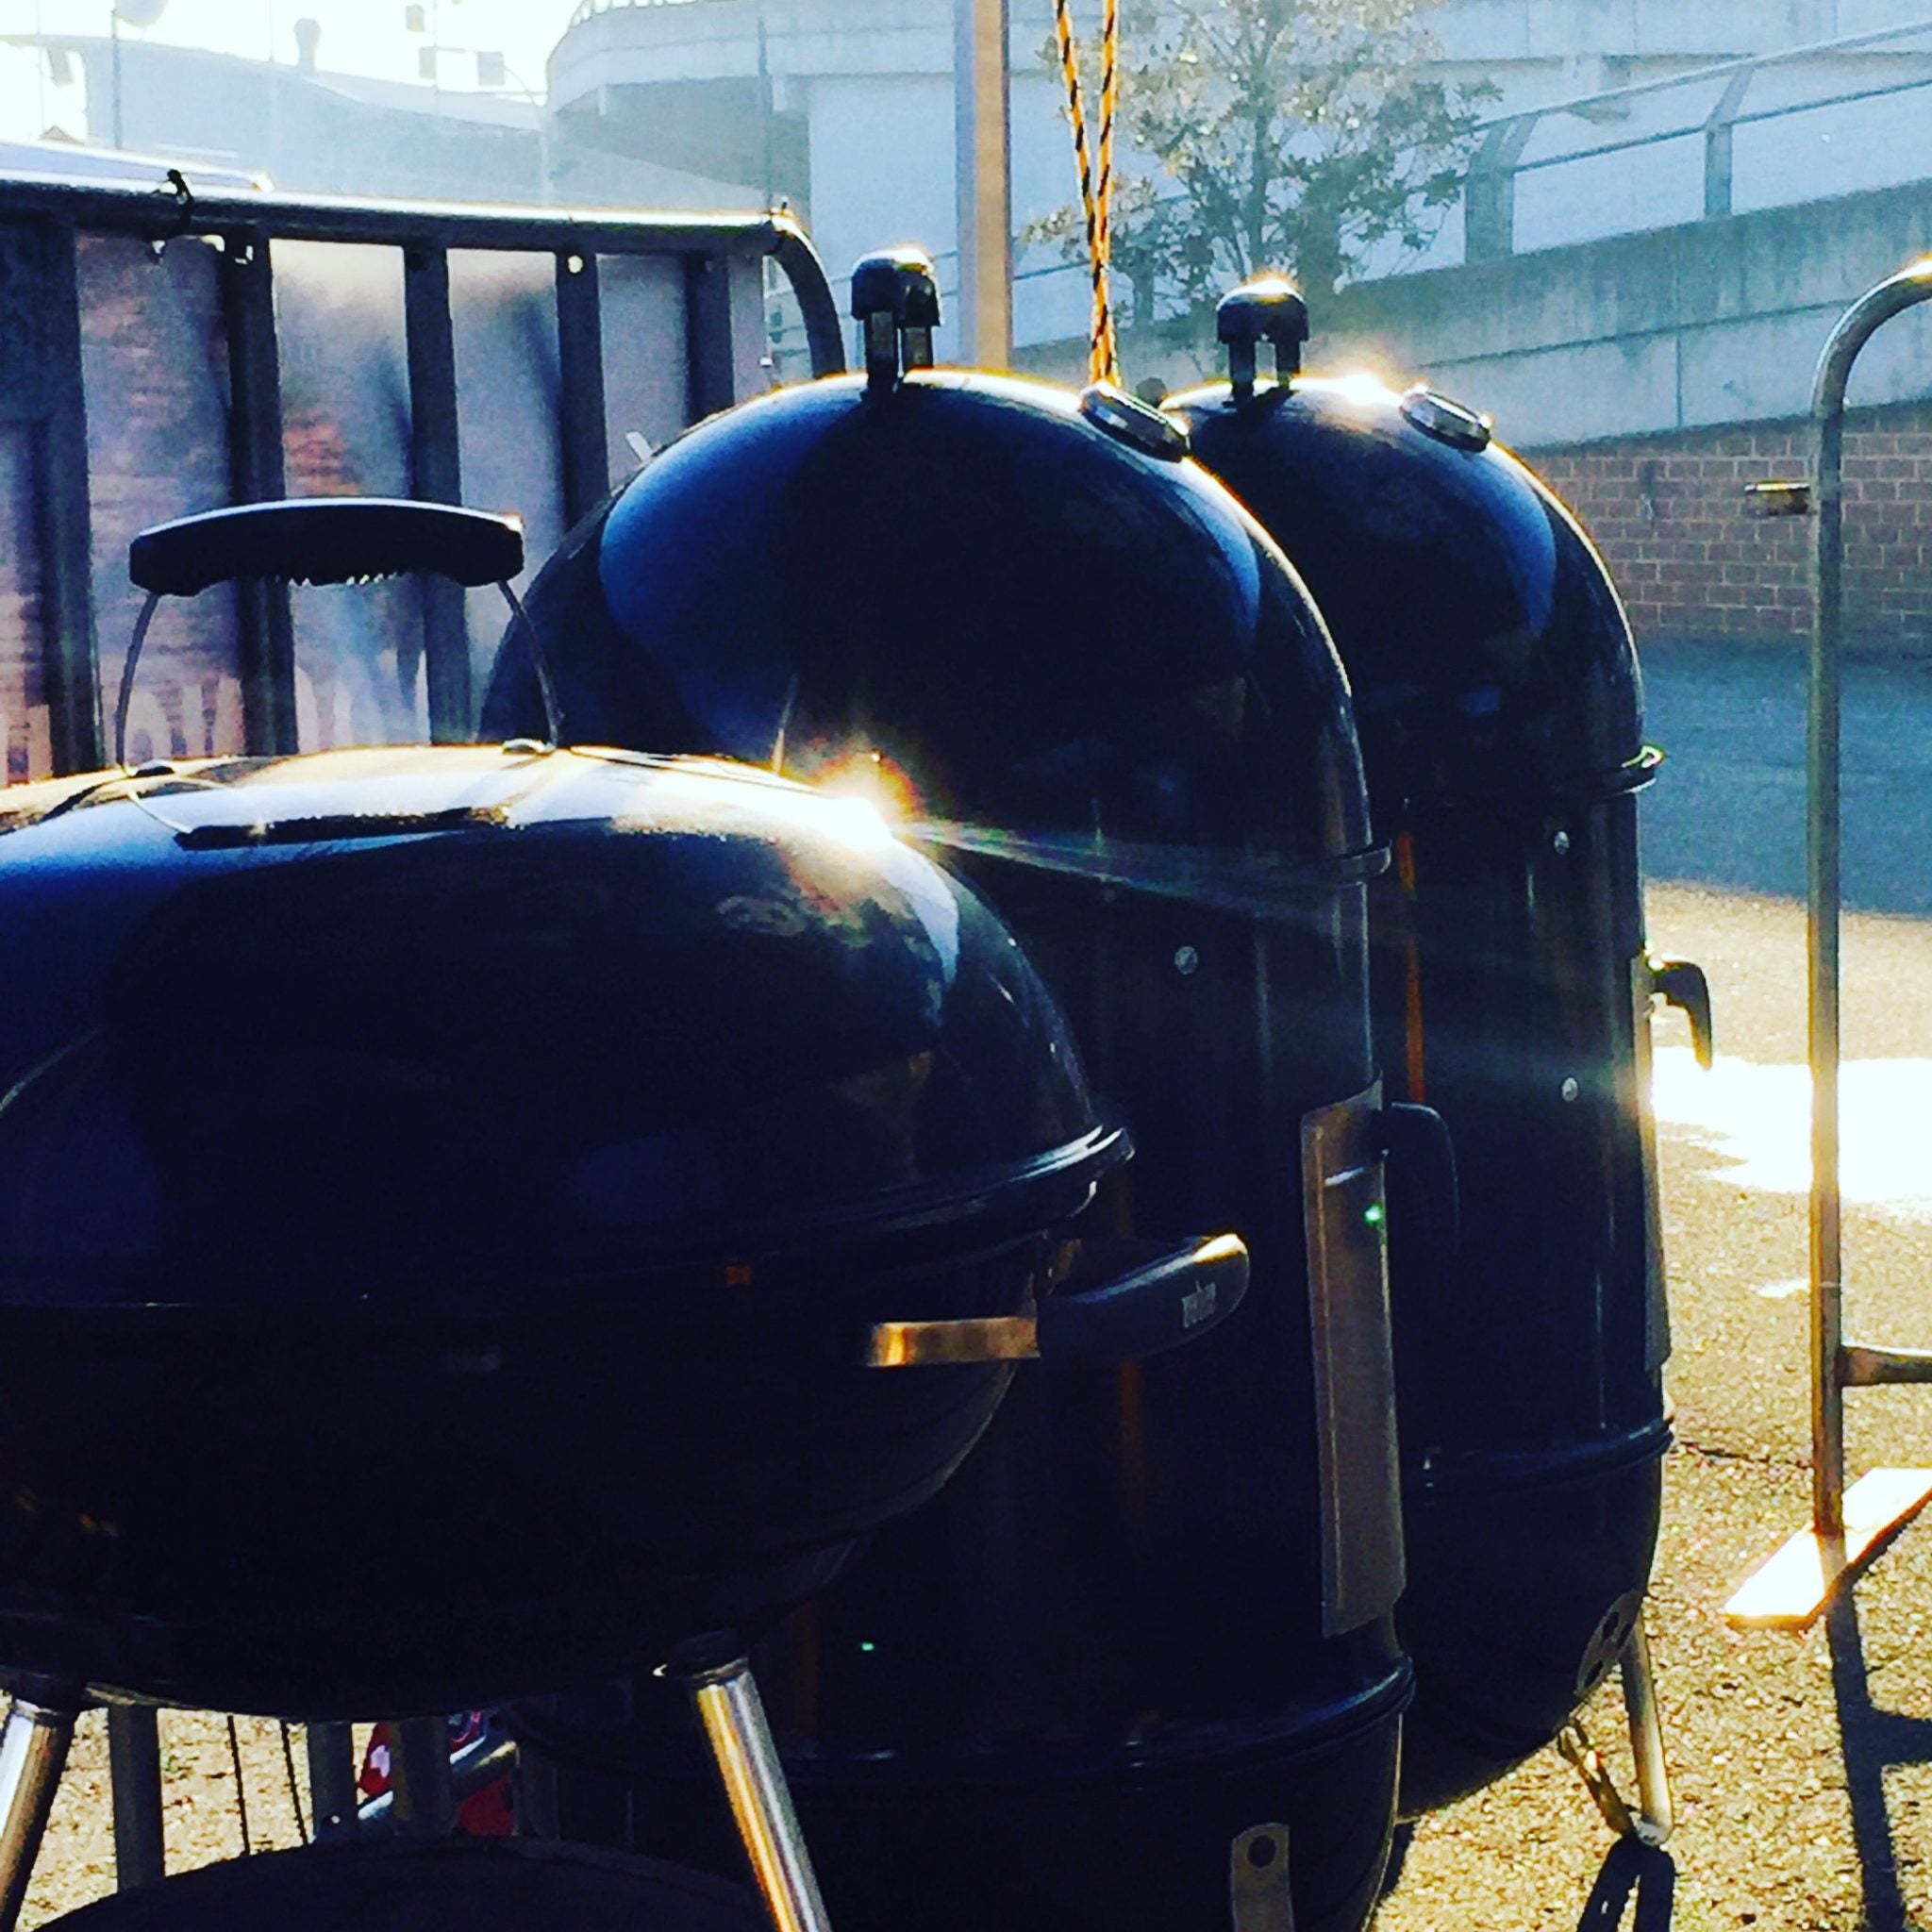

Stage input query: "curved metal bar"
[
  {"left": 498, "top": 581, "right": 563, "bottom": 747},
  {"left": 766, "top": 216, "right": 847, "bottom": 378},
  {"left": 112, "top": 591, "right": 162, "bottom": 770},
  {"left": 1807, "top": 257, "right": 1932, "bottom": 1537},
  {"left": 0, "top": 173, "right": 846, "bottom": 387}
]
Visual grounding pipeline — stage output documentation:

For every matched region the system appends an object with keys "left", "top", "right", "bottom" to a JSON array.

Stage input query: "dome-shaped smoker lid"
[
  {"left": 1167, "top": 372, "right": 1645, "bottom": 816},
  {"left": 0, "top": 746, "right": 1115, "bottom": 1310},
  {"left": 481, "top": 369, "right": 1375, "bottom": 891}
]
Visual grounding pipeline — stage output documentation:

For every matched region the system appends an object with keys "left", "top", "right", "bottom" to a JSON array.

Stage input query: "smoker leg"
[
  {"left": 384, "top": 1717, "right": 457, "bottom": 1838},
  {"left": 0, "top": 1688, "right": 79, "bottom": 1932},
  {"left": 306, "top": 1723, "right": 358, "bottom": 1842},
  {"left": 1619, "top": 1610, "right": 1674, "bottom": 1847},
  {"left": 1230, "top": 1823, "right": 1297, "bottom": 1931},
  {"left": 670, "top": 1646, "right": 833, "bottom": 1932},
  {"left": 107, "top": 1705, "right": 164, "bottom": 1890},
  {"left": 1557, "top": 1601, "right": 1674, "bottom": 1848}
]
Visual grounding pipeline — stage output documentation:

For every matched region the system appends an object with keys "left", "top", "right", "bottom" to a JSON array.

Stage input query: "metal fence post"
[
  {"left": 1703, "top": 70, "right": 1753, "bottom": 221},
  {"left": 306, "top": 1722, "right": 358, "bottom": 1842},
  {"left": 556, "top": 248, "right": 610, "bottom": 530},
  {"left": 35, "top": 220, "right": 102, "bottom": 775},
  {"left": 404, "top": 244, "right": 472, "bottom": 741},
  {"left": 218, "top": 229, "right": 298, "bottom": 758},
  {"left": 1463, "top": 114, "right": 1537, "bottom": 265}
]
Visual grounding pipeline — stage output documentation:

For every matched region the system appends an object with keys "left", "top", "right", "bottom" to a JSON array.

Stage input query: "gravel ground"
[{"left": 20, "top": 1713, "right": 328, "bottom": 1925}]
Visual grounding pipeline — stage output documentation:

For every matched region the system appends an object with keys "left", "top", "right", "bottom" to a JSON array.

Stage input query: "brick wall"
[{"left": 1532, "top": 402, "right": 1932, "bottom": 655}]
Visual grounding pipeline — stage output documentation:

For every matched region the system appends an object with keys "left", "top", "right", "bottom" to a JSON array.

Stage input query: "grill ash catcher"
[{"left": 0, "top": 497, "right": 1250, "bottom": 1931}]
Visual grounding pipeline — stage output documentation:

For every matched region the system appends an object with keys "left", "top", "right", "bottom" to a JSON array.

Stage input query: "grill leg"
[
  {"left": 306, "top": 1723, "right": 358, "bottom": 1842},
  {"left": 108, "top": 1705, "right": 164, "bottom": 1889},
  {"left": 386, "top": 1716, "right": 457, "bottom": 1838},
  {"left": 0, "top": 1688, "right": 78, "bottom": 1932},
  {"left": 1620, "top": 1608, "right": 1674, "bottom": 1847},
  {"left": 671, "top": 1646, "right": 833, "bottom": 1932},
  {"left": 1230, "top": 1823, "right": 1297, "bottom": 1931}
]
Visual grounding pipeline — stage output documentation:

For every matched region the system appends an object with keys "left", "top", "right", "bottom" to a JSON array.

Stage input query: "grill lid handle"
[
  {"left": 865, "top": 1231, "right": 1248, "bottom": 1368},
  {"left": 129, "top": 498, "right": 525, "bottom": 597},
  {"left": 1382, "top": 1101, "right": 1460, "bottom": 1277},
  {"left": 119, "top": 497, "right": 559, "bottom": 762}
]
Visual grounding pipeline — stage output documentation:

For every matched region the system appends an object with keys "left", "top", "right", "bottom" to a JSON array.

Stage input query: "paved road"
[{"left": 1641, "top": 640, "right": 1932, "bottom": 917}]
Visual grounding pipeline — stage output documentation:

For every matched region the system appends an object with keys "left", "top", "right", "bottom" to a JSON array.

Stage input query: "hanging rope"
[
  {"left": 1094, "top": 0, "right": 1121, "bottom": 385},
  {"left": 1051, "top": 0, "right": 1122, "bottom": 389}
]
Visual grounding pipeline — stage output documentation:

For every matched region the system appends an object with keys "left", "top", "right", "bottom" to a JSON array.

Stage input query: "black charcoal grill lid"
[
  {"left": 1167, "top": 371, "right": 1644, "bottom": 815},
  {"left": 0, "top": 746, "right": 1115, "bottom": 1309},
  {"left": 481, "top": 370, "right": 1376, "bottom": 896}
]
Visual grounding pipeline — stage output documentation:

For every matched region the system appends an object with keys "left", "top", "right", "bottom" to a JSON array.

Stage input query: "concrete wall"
[
  {"left": 1316, "top": 180, "right": 1932, "bottom": 450},
  {"left": 548, "top": 0, "right": 1932, "bottom": 351}
]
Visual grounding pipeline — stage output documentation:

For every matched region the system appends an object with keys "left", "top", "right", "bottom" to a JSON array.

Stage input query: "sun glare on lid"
[{"left": 819, "top": 746, "right": 922, "bottom": 824}]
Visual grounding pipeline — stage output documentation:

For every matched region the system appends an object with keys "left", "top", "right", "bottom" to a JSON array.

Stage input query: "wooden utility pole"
[{"left": 954, "top": 0, "right": 1011, "bottom": 369}]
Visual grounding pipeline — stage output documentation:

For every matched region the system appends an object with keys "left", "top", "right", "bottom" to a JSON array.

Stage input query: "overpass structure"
[
  {"left": 548, "top": 0, "right": 1932, "bottom": 655},
  {"left": 548, "top": 1, "right": 1932, "bottom": 362}
]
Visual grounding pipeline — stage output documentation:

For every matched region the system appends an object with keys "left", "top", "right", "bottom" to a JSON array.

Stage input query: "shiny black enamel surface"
[
  {"left": 0, "top": 746, "right": 1103, "bottom": 1302},
  {"left": 1174, "top": 372, "right": 1669, "bottom": 1811},
  {"left": 483, "top": 371, "right": 1370, "bottom": 871},
  {"left": 1171, "top": 374, "right": 1643, "bottom": 819},
  {"left": 0, "top": 746, "right": 1111, "bottom": 1715},
  {"left": 486, "top": 368, "right": 1405, "bottom": 1932}
]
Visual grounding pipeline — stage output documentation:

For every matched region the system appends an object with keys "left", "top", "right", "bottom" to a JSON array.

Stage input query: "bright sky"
[{"left": 0, "top": 0, "right": 582, "bottom": 143}]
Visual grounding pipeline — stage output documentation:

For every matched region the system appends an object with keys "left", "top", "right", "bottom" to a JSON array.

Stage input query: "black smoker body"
[
  {"left": 1174, "top": 296, "right": 1700, "bottom": 1811},
  {"left": 487, "top": 343, "right": 1411, "bottom": 1932}
]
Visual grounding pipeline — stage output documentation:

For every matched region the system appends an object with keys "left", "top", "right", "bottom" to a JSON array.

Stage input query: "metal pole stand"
[
  {"left": 1557, "top": 1607, "right": 1674, "bottom": 1847},
  {"left": 1724, "top": 254, "right": 1932, "bottom": 1632},
  {"left": 0, "top": 1685, "right": 81, "bottom": 1932},
  {"left": 668, "top": 1641, "right": 834, "bottom": 1932}
]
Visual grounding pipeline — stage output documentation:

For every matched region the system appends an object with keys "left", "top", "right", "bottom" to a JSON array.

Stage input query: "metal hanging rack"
[{"left": 1724, "top": 255, "right": 1932, "bottom": 1631}]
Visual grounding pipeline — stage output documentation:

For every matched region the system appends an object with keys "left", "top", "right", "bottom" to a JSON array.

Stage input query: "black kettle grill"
[
  {"left": 485, "top": 253, "right": 1438, "bottom": 1932},
  {"left": 1171, "top": 279, "right": 1708, "bottom": 1819},
  {"left": 0, "top": 497, "right": 1248, "bottom": 1932}
]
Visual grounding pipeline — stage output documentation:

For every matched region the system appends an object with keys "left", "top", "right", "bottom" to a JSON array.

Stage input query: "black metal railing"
[
  {"left": 1464, "top": 15, "right": 1932, "bottom": 262},
  {"left": 0, "top": 170, "right": 841, "bottom": 776}
]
